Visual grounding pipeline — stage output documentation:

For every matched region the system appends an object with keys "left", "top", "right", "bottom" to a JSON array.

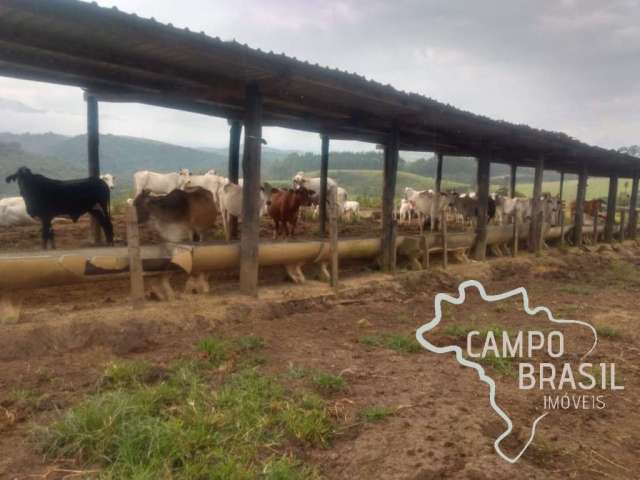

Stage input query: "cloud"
[
  {"left": 0, "top": 97, "right": 44, "bottom": 114},
  {"left": 0, "top": 0, "right": 638, "bottom": 150}
]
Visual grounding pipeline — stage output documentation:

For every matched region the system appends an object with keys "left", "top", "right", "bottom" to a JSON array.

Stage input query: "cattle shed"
[{"left": 0, "top": 0, "right": 639, "bottom": 294}]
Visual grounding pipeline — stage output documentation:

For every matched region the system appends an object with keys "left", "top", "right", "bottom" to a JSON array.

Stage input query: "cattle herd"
[
  {"left": 1, "top": 166, "right": 609, "bottom": 250},
  {"left": 398, "top": 187, "right": 564, "bottom": 233}
]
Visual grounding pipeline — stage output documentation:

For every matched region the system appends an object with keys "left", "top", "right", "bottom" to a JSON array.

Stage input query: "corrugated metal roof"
[{"left": 0, "top": 0, "right": 638, "bottom": 176}]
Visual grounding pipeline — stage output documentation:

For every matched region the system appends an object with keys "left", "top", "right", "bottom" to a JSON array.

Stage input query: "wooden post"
[
  {"left": 239, "top": 83, "right": 262, "bottom": 295},
  {"left": 619, "top": 209, "right": 626, "bottom": 242},
  {"left": 604, "top": 174, "right": 618, "bottom": 243},
  {"left": 573, "top": 165, "right": 588, "bottom": 247},
  {"left": 319, "top": 134, "right": 330, "bottom": 235},
  {"left": 434, "top": 152, "right": 444, "bottom": 234},
  {"left": 86, "top": 93, "right": 101, "bottom": 243},
  {"left": 328, "top": 185, "right": 339, "bottom": 288},
  {"left": 559, "top": 172, "right": 565, "bottom": 248},
  {"left": 592, "top": 205, "right": 599, "bottom": 245},
  {"left": 628, "top": 173, "right": 639, "bottom": 240},
  {"left": 509, "top": 163, "right": 517, "bottom": 198},
  {"left": 381, "top": 126, "right": 399, "bottom": 272},
  {"left": 441, "top": 211, "right": 448, "bottom": 269},
  {"left": 126, "top": 204, "right": 144, "bottom": 309},
  {"left": 512, "top": 212, "right": 519, "bottom": 257},
  {"left": 228, "top": 120, "right": 242, "bottom": 240},
  {"left": 529, "top": 155, "right": 544, "bottom": 253},
  {"left": 421, "top": 234, "right": 430, "bottom": 269},
  {"left": 473, "top": 156, "right": 490, "bottom": 260},
  {"left": 435, "top": 152, "right": 444, "bottom": 193},
  {"left": 537, "top": 210, "right": 545, "bottom": 257}
]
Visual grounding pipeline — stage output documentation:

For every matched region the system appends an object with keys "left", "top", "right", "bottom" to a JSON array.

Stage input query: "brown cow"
[
  {"left": 134, "top": 186, "right": 218, "bottom": 242},
  {"left": 570, "top": 199, "right": 605, "bottom": 221},
  {"left": 268, "top": 187, "right": 315, "bottom": 238}
]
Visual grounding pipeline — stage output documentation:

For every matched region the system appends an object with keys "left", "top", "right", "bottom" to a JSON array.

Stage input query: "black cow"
[{"left": 6, "top": 167, "right": 114, "bottom": 249}]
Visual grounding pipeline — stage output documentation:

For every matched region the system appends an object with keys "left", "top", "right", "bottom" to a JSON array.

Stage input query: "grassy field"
[
  {"left": 270, "top": 170, "right": 632, "bottom": 203},
  {"left": 518, "top": 177, "right": 634, "bottom": 201},
  {"left": 271, "top": 169, "right": 467, "bottom": 196}
]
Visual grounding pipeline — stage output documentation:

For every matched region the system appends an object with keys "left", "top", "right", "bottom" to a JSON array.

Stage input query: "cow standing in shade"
[
  {"left": 5, "top": 167, "right": 114, "bottom": 249},
  {"left": 133, "top": 187, "right": 218, "bottom": 243},
  {"left": 268, "top": 187, "right": 315, "bottom": 239}
]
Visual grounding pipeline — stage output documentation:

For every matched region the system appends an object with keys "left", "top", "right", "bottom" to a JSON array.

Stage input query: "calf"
[
  {"left": 398, "top": 198, "right": 415, "bottom": 224},
  {"left": 6, "top": 167, "right": 113, "bottom": 249},
  {"left": 134, "top": 187, "right": 217, "bottom": 243},
  {"left": 268, "top": 187, "right": 315, "bottom": 238},
  {"left": 342, "top": 200, "right": 360, "bottom": 221},
  {"left": 133, "top": 169, "right": 190, "bottom": 197}
]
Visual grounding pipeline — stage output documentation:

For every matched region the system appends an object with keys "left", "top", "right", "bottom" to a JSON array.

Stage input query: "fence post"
[
  {"left": 620, "top": 209, "right": 626, "bottom": 242},
  {"left": 592, "top": 208, "right": 598, "bottom": 245},
  {"left": 512, "top": 213, "right": 519, "bottom": 257},
  {"left": 328, "top": 185, "right": 339, "bottom": 289},
  {"left": 441, "top": 211, "right": 448, "bottom": 269},
  {"left": 421, "top": 234, "right": 430, "bottom": 269},
  {"left": 126, "top": 204, "right": 145, "bottom": 309}
]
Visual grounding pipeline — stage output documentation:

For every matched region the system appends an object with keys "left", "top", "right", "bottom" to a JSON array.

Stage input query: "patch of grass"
[
  {"left": 479, "top": 354, "right": 515, "bottom": 376},
  {"left": 595, "top": 325, "right": 621, "bottom": 340},
  {"left": 4, "top": 388, "right": 41, "bottom": 410},
  {"left": 358, "top": 335, "right": 382, "bottom": 348},
  {"left": 100, "top": 360, "right": 153, "bottom": 389},
  {"left": 39, "top": 363, "right": 332, "bottom": 479},
  {"left": 358, "top": 333, "right": 422, "bottom": 354},
  {"left": 198, "top": 335, "right": 267, "bottom": 367},
  {"left": 311, "top": 372, "right": 346, "bottom": 395},
  {"left": 262, "top": 457, "right": 321, "bottom": 480},
  {"left": 234, "top": 335, "right": 266, "bottom": 352},
  {"left": 197, "top": 336, "right": 232, "bottom": 365},
  {"left": 286, "top": 364, "right": 310, "bottom": 380},
  {"left": 383, "top": 334, "right": 422, "bottom": 354},
  {"left": 359, "top": 405, "right": 393, "bottom": 423},
  {"left": 557, "top": 284, "right": 593, "bottom": 296},
  {"left": 443, "top": 324, "right": 474, "bottom": 339}
]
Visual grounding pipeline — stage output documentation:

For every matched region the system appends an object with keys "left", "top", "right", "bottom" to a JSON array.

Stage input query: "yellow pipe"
[{"left": 0, "top": 225, "right": 581, "bottom": 291}]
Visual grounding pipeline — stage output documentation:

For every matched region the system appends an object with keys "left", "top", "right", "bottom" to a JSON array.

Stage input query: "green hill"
[
  {"left": 0, "top": 142, "right": 85, "bottom": 196},
  {"left": 517, "top": 177, "right": 635, "bottom": 201},
  {"left": 268, "top": 169, "right": 470, "bottom": 203}
]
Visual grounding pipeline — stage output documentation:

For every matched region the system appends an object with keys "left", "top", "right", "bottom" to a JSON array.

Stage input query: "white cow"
[
  {"left": 292, "top": 172, "right": 337, "bottom": 203},
  {"left": 184, "top": 171, "right": 227, "bottom": 203},
  {"left": 0, "top": 197, "right": 37, "bottom": 227},
  {"left": 218, "top": 183, "right": 268, "bottom": 241},
  {"left": 133, "top": 169, "right": 190, "bottom": 197},
  {"left": 100, "top": 173, "right": 116, "bottom": 190},
  {"left": 494, "top": 195, "right": 531, "bottom": 225},
  {"left": 409, "top": 190, "right": 452, "bottom": 233},
  {"left": 540, "top": 194, "right": 562, "bottom": 225},
  {"left": 342, "top": 200, "right": 360, "bottom": 221}
]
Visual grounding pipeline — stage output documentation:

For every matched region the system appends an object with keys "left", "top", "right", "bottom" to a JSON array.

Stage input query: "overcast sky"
[{"left": 0, "top": 0, "right": 638, "bottom": 152}]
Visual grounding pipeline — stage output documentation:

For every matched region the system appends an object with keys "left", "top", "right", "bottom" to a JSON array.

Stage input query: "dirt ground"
[
  {"left": 0, "top": 208, "right": 455, "bottom": 252},
  {"left": 0, "top": 242, "right": 639, "bottom": 479}
]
